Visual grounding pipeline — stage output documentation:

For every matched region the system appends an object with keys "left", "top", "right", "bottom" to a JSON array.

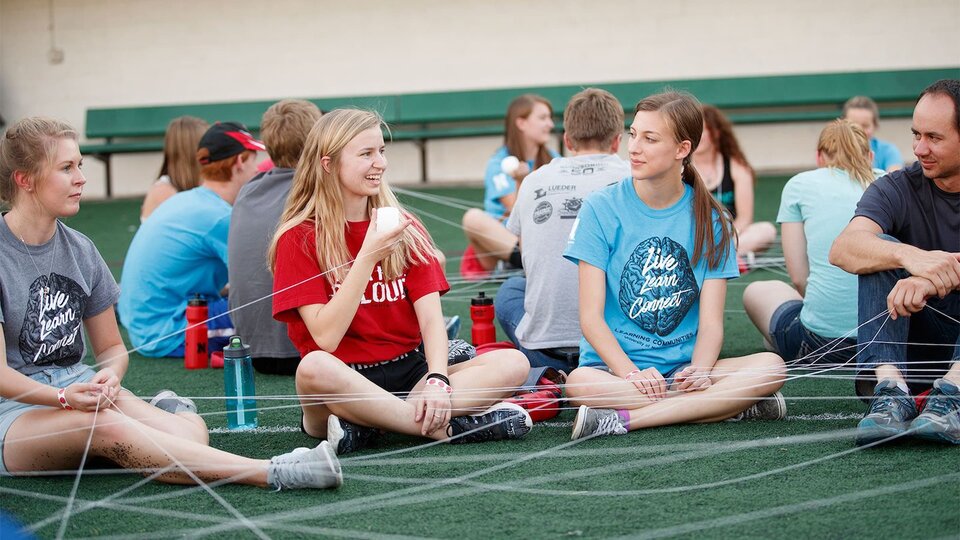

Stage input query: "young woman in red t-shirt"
[{"left": 269, "top": 109, "right": 533, "bottom": 455}]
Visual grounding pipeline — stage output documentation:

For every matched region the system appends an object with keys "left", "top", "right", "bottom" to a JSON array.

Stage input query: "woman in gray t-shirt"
[{"left": 0, "top": 117, "right": 340, "bottom": 490}]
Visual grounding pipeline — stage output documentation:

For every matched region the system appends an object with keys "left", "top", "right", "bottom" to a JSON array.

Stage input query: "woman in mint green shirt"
[{"left": 743, "top": 119, "right": 880, "bottom": 364}]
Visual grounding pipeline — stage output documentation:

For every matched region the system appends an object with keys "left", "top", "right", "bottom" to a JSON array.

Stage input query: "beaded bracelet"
[
  {"left": 425, "top": 377, "right": 453, "bottom": 394},
  {"left": 57, "top": 387, "right": 73, "bottom": 410}
]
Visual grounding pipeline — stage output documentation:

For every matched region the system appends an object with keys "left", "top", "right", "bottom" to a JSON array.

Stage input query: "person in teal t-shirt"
[
  {"left": 744, "top": 119, "right": 880, "bottom": 365},
  {"left": 563, "top": 91, "right": 786, "bottom": 440},
  {"left": 842, "top": 96, "right": 904, "bottom": 173},
  {"left": 461, "top": 94, "right": 558, "bottom": 275},
  {"left": 118, "top": 122, "right": 263, "bottom": 357}
]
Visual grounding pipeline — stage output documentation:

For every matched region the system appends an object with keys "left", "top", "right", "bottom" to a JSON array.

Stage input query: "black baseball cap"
[{"left": 197, "top": 122, "right": 265, "bottom": 164}]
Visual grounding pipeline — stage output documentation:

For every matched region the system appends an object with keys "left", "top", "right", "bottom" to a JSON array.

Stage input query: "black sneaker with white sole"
[
  {"left": 326, "top": 414, "right": 383, "bottom": 455},
  {"left": 448, "top": 402, "right": 532, "bottom": 444}
]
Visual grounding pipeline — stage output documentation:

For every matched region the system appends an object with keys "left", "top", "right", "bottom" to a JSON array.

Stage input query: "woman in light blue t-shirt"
[
  {"left": 743, "top": 119, "right": 878, "bottom": 365},
  {"left": 563, "top": 92, "right": 786, "bottom": 440}
]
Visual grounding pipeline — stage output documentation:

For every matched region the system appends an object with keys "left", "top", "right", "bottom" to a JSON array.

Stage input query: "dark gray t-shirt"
[
  {"left": 0, "top": 216, "right": 120, "bottom": 376},
  {"left": 506, "top": 154, "right": 629, "bottom": 348},
  {"left": 228, "top": 168, "right": 299, "bottom": 358},
  {"left": 854, "top": 162, "right": 960, "bottom": 252}
]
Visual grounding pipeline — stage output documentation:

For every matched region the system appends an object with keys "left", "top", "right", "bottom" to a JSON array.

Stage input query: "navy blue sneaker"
[
  {"left": 910, "top": 378, "right": 960, "bottom": 445},
  {"left": 856, "top": 380, "right": 917, "bottom": 446},
  {"left": 326, "top": 415, "right": 383, "bottom": 455}
]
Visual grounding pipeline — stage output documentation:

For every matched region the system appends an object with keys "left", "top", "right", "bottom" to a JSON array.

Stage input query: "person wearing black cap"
[{"left": 118, "top": 122, "right": 263, "bottom": 358}]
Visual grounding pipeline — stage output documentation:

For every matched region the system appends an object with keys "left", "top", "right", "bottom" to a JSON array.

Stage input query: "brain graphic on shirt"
[{"left": 618, "top": 236, "right": 699, "bottom": 336}]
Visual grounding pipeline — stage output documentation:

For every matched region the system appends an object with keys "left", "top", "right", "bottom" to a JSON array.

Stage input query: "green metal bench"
[{"left": 83, "top": 67, "right": 958, "bottom": 197}]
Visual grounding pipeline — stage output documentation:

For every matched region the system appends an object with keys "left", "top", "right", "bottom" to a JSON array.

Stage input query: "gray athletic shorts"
[{"left": 0, "top": 363, "right": 96, "bottom": 474}]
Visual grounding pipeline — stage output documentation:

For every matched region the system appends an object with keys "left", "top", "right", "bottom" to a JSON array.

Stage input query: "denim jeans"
[
  {"left": 495, "top": 276, "right": 579, "bottom": 372},
  {"left": 856, "top": 235, "right": 960, "bottom": 396}
]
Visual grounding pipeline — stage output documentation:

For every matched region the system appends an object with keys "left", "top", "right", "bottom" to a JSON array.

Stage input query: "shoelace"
[
  {"left": 923, "top": 390, "right": 960, "bottom": 417},
  {"left": 870, "top": 388, "right": 912, "bottom": 417},
  {"left": 594, "top": 413, "right": 626, "bottom": 436}
]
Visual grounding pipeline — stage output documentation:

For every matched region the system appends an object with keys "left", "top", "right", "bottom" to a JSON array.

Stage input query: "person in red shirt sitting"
[{"left": 269, "top": 109, "right": 533, "bottom": 455}]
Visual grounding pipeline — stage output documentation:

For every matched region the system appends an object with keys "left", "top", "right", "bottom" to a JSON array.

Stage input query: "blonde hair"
[
  {"left": 817, "top": 119, "right": 875, "bottom": 188},
  {"left": 159, "top": 116, "right": 208, "bottom": 191},
  {"left": 0, "top": 117, "right": 78, "bottom": 206},
  {"left": 268, "top": 109, "right": 437, "bottom": 284},
  {"left": 261, "top": 99, "right": 323, "bottom": 168}
]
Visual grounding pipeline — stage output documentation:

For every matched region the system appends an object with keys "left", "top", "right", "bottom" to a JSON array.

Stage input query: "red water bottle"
[
  {"left": 470, "top": 292, "right": 496, "bottom": 346},
  {"left": 185, "top": 295, "right": 209, "bottom": 369}
]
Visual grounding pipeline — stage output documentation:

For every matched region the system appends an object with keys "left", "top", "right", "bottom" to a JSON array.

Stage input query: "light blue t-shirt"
[
  {"left": 483, "top": 146, "right": 559, "bottom": 220},
  {"left": 777, "top": 167, "right": 879, "bottom": 338},
  {"left": 118, "top": 186, "right": 231, "bottom": 356},
  {"left": 563, "top": 181, "right": 739, "bottom": 374},
  {"left": 870, "top": 137, "right": 903, "bottom": 171}
]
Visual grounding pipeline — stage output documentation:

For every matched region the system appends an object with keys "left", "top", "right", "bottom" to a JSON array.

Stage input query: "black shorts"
[{"left": 351, "top": 348, "right": 429, "bottom": 397}]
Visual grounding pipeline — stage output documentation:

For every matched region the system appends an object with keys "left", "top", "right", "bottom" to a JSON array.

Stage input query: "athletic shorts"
[
  {"left": 0, "top": 363, "right": 97, "bottom": 474},
  {"left": 769, "top": 300, "right": 857, "bottom": 365},
  {"left": 350, "top": 348, "right": 429, "bottom": 397}
]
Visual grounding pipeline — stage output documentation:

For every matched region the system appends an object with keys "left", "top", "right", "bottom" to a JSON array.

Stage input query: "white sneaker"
[{"left": 267, "top": 441, "right": 342, "bottom": 490}]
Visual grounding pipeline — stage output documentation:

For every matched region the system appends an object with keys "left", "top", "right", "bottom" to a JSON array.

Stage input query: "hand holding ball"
[
  {"left": 376, "top": 207, "right": 401, "bottom": 233},
  {"left": 500, "top": 155, "right": 520, "bottom": 176}
]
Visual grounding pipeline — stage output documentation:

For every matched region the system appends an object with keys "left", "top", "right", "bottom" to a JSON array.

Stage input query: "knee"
[
  {"left": 756, "top": 221, "right": 777, "bottom": 241},
  {"left": 564, "top": 368, "right": 590, "bottom": 399},
  {"left": 296, "top": 351, "right": 350, "bottom": 393},
  {"left": 462, "top": 208, "right": 486, "bottom": 230},
  {"left": 178, "top": 413, "right": 209, "bottom": 444},
  {"left": 497, "top": 349, "right": 531, "bottom": 387},
  {"left": 756, "top": 352, "right": 787, "bottom": 389},
  {"left": 92, "top": 409, "right": 134, "bottom": 443}
]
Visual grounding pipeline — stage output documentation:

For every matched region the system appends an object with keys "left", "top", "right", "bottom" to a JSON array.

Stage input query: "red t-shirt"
[{"left": 272, "top": 220, "right": 449, "bottom": 364}]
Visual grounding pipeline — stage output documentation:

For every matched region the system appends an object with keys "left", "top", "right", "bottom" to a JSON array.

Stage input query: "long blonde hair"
[
  {"left": 817, "top": 119, "right": 875, "bottom": 188},
  {"left": 268, "top": 109, "right": 437, "bottom": 284},
  {"left": 635, "top": 92, "right": 735, "bottom": 270},
  {"left": 0, "top": 117, "right": 78, "bottom": 207}
]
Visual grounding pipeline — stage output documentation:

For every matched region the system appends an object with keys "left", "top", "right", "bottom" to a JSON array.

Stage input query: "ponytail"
[{"left": 683, "top": 156, "right": 736, "bottom": 269}]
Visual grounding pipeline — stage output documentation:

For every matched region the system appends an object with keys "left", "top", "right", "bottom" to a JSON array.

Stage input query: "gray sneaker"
[
  {"left": 571, "top": 405, "right": 628, "bottom": 440},
  {"left": 267, "top": 441, "right": 342, "bottom": 490},
  {"left": 910, "top": 378, "right": 960, "bottom": 445},
  {"left": 727, "top": 392, "right": 787, "bottom": 422},
  {"left": 149, "top": 390, "right": 197, "bottom": 415}
]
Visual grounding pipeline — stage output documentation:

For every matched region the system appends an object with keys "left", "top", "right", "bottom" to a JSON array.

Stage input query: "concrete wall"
[{"left": 1, "top": 0, "right": 957, "bottom": 198}]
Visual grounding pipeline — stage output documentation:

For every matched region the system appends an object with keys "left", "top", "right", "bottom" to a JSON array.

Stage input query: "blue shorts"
[
  {"left": 0, "top": 363, "right": 96, "bottom": 474},
  {"left": 769, "top": 300, "right": 857, "bottom": 364}
]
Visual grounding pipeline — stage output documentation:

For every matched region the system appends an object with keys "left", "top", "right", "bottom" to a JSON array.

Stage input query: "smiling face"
[
  {"left": 29, "top": 138, "right": 86, "bottom": 219},
  {"left": 336, "top": 126, "right": 387, "bottom": 207},
  {"left": 517, "top": 102, "right": 555, "bottom": 146},
  {"left": 912, "top": 93, "right": 960, "bottom": 186},
  {"left": 628, "top": 111, "right": 690, "bottom": 181}
]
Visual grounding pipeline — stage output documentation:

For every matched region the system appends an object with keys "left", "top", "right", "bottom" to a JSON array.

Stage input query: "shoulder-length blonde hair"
[
  {"left": 268, "top": 109, "right": 437, "bottom": 284},
  {"left": 817, "top": 119, "right": 875, "bottom": 188}
]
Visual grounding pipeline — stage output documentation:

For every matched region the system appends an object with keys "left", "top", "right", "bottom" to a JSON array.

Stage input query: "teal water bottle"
[{"left": 223, "top": 335, "right": 257, "bottom": 430}]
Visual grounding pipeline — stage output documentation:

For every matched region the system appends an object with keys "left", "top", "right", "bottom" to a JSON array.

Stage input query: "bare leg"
[
  {"left": 3, "top": 408, "right": 269, "bottom": 486},
  {"left": 944, "top": 362, "right": 960, "bottom": 385},
  {"left": 566, "top": 353, "right": 785, "bottom": 430},
  {"left": 737, "top": 221, "right": 777, "bottom": 255},
  {"left": 111, "top": 389, "right": 208, "bottom": 444},
  {"left": 462, "top": 209, "right": 518, "bottom": 270},
  {"left": 420, "top": 348, "right": 528, "bottom": 414},
  {"left": 743, "top": 280, "right": 802, "bottom": 342}
]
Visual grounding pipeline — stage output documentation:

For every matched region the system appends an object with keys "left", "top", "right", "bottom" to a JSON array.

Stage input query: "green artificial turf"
[{"left": 1, "top": 177, "right": 957, "bottom": 539}]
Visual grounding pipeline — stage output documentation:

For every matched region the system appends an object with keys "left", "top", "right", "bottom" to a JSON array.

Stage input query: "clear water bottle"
[{"left": 223, "top": 335, "right": 257, "bottom": 430}]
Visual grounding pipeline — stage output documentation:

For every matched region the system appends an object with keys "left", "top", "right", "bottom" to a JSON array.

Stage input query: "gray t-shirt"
[
  {"left": 506, "top": 153, "right": 629, "bottom": 349},
  {"left": 228, "top": 167, "right": 300, "bottom": 359},
  {"left": 0, "top": 216, "right": 120, "bottom": 376}
]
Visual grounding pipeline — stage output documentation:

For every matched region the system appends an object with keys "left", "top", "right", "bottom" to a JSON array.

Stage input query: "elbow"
[
  {"left": 828, "top": 239, "right": 848, "bottom": 270},
  {"left": 312, "top": 333, "right": 342, "bottom": 353}
]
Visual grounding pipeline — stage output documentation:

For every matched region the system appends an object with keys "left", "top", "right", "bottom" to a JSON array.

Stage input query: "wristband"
[
  {"left": 625, "top": 370, "right": 642, "bottom": 380},
  {"left": 57, "top": 387, "right": 73, "bottom": 410},
  {"left": 425, "top": 377, "right": 453, "bottom": 394},
  {"left": 426, "top": 372, "right": 450, "bottom": 386}
]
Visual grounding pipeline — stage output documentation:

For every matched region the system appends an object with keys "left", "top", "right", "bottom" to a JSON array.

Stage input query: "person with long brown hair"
[
  {"left": 743, "top": 119, "right": 880, "bottom": 364},
  {"left": 562, "top": 92, "right": 786, "bottom": 439},
  {"left": 269, "top": 109, "right": 532, "bottom": 455},
  {"left": 692, "top": 105, "right": 776, "bottom": 258},
  {"left": 0, "top": 117, "right": 341, "bottom": 490},
  {"left": 140, "top": 116, "right": 208, "bottom": 221},
  {"left": 461, "top": 94, "right": 558, "bottom": 274}
]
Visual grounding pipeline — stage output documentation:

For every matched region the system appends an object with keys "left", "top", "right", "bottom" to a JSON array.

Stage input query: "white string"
[{"left": 54, "top": 397, "right": 101, "bottom": 540}]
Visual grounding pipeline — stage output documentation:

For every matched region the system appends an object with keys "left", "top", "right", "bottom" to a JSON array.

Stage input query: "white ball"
[
  {"left": 500, "top": 155, "right": 520, "bottom": 175},
  {"left": 377, "top": 207, "right": 400, "bottom": 232}
]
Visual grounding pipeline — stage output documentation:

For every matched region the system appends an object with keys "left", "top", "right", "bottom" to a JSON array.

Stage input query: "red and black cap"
[{"left": 197, "top": 122, "right": 265, "bottom": 164}]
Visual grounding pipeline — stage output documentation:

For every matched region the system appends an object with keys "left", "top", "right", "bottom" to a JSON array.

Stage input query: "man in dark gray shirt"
[
  {"left": 831, "top": 79, "right": 960, "bottom": 446},
  {"left": 228, "top": 99, "right": 322, "bottom": 375}
]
